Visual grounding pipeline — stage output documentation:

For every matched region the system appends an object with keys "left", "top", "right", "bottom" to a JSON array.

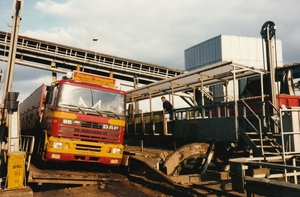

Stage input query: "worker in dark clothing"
[{"left": 161, "top": 96, "right": 175, "bottom": 120}]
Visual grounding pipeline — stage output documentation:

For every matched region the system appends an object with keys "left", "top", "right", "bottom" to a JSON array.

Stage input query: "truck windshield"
[{"left": 57, "top": 84, "right": 125, "bottom": 116}]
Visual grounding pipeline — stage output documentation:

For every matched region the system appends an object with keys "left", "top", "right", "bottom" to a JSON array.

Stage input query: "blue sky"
[{"left": 0, "top": 0, "right": 300, "bottom": 108}]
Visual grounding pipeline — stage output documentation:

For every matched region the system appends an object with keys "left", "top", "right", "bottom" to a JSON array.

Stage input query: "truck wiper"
[
  {"left": 99, "top": 110, "right": 120, "bottom": 119},
  {"left": 59, "top": 104, "right": 119, "bottom": 118},
  {"left": 79, "top": 107, "right": 118, "bottom": 118},
  {"left": 75, "top": 106, "right": 105, "bottom": 117},
  {"left": 89, "top": 108, "right": 103, "bottom": 116},
  {"left": 58, "top": 103, "right": 85, "bottom": 113}
]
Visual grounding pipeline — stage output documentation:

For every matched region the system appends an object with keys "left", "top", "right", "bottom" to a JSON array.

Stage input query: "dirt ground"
[{"left": 31, "top": 180, "right": 175, "bottom": 197}]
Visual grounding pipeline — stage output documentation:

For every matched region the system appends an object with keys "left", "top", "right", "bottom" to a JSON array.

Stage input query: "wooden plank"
[{"left": 27, "top": 164, "right": 124, "bottom": 185}]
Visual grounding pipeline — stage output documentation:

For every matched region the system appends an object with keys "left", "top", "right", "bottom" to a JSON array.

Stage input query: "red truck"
[{"left": 19, "top": 71, "right": 126, "bottom": 165}]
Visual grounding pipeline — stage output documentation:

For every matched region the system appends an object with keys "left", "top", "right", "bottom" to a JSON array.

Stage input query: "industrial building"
[{"left": 184, "top": 35, "right": 283, "bottom": 102}]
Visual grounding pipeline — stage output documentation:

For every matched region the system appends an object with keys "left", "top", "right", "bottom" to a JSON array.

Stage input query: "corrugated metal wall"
[{"left": 184, "top": 35, "right": 222, "bottom": 71}]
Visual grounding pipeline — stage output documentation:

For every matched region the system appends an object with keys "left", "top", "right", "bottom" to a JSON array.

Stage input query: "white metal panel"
[
  {"left": 220, "top": 35, "right": 283, "bottom": 69},
  {"left": 248, "top": 37, "right": 259, "bottom": 60},
  {"left": 240, "top": 37, "right": 249, "bottom": 60}
]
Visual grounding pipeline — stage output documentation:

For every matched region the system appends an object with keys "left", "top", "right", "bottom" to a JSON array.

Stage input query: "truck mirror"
[
  {"left": 45, "top": 91, "right": 53, "bottom": 104},
  {"left": 46, "top": 85, "right": 53, "bottom": 91},
  {"left": 45, "top": 86, "right": 54, "bottom": 104},
  {"left": 128, "top": 104, "right": 133, "bottom": 115}
]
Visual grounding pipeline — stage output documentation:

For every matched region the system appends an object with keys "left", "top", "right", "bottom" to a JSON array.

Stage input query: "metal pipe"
[
  {"left": 261, "top": 21, "right": 277, "bottom": 112},
  {"left": 233, "top": 64, "right": 238, "bottom": 138},
  {"left": 2, "top": 1, "right": 23, "bottom": 102}
]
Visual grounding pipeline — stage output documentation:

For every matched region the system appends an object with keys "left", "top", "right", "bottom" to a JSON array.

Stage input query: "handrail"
[
  {"left": 230, "top": 155, "right": 300, "bottom": 183},
  {"left": 267, "top": 100, "right": 281, "bottom": 133},
  {"left": 268, "top": 100, "right": 280, "bottom": 114},
  {"left": 20, "top": 135, "right": 35, "bottom": 171},
  {"left": 240, "top": 99, "right": 264, "bottom": 156},
  {"left": 279, "top": 107, "right": 300, "bottom": 183}
]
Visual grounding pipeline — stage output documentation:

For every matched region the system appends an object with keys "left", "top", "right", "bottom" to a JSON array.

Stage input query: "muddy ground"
[{"left": 30, "top": 179, "right": 175, "bottom": 197}]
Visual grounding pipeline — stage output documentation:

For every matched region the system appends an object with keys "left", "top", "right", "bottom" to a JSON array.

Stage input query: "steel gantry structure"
[{"left": 0, "top": 30, "right": 185, "bottom": 85}]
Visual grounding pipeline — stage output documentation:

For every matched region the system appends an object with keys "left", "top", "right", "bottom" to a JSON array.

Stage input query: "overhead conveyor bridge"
[{"left": 0, "top": 30, "right": 185, "bottom": 84}]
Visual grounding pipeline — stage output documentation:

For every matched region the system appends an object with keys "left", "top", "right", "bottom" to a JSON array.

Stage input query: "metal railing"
[
  {"left": 19, "top": 135, "right": 35, "bottom": 171},
  {"left": 279, "top": 107, "right": 300, "bottom": 183},
  {"left": 127, "top": 101, "right": 240, "bottom": 137},
  {"left": 240, "top": 100, "right": 264, "bottom": 156},
  {"left": 230, "top": 156, "right": 300, "bottom": 194}
]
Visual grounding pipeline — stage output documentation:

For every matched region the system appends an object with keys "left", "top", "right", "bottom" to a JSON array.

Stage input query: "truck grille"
[
  {"left": 59, "top": 121, "right": 121, "bottom": 143},
  {"left": 81, "top": 121, "right": 103, "bottom": 129},
  {"left": 75, "top": 144, "right": 101, "bottom": 152}
]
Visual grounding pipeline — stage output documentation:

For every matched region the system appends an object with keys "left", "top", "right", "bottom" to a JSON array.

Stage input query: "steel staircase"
[
  {"left": 239, "top": 127, "right": 282, "bottom": 157},
  {"left": 198, "top": 86, "right": 213, "bottom": 101},
  {"left": 238, "top": 100, "right": 283, "bottom": 157}
]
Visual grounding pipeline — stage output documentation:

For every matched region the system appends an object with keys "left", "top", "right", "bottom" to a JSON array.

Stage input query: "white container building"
[{"left": 184, "top": 35, "right": 283, "bottom": 102}]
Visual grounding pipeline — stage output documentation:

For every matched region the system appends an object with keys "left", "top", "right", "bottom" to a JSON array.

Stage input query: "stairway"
[
  {"left": 239, "top": 127, "right": 282, "bottom": 157},
  {"left": 237, "top": 99, "right": 283, "bottom": 157},
  {"left": 198, "top": 86, "right": 213, "bottom": 101}
]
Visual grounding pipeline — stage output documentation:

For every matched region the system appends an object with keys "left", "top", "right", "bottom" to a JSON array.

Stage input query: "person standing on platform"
[{"left": 161, "top": 96, "right": 175, "bottom": 120}]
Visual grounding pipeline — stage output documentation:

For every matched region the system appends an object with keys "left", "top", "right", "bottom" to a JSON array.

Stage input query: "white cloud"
[{"left": 20, "top": 1, "right": 299, "bottom": 66}]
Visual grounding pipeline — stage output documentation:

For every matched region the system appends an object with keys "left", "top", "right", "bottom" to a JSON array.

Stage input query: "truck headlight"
[
  {"left": 112, "top": 148, "right": 121, "bottom": 154},
  {"left": 53, "top": 142, "right": 63, "bottom": 149}
]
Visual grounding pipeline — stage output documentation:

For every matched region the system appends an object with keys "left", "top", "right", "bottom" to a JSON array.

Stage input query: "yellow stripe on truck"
[
  {"left": 53, "top": 111, "right": 77, "bottom": 119},
  {"left": 108, "top": 119, "right": 125, "bottom": 127}
]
